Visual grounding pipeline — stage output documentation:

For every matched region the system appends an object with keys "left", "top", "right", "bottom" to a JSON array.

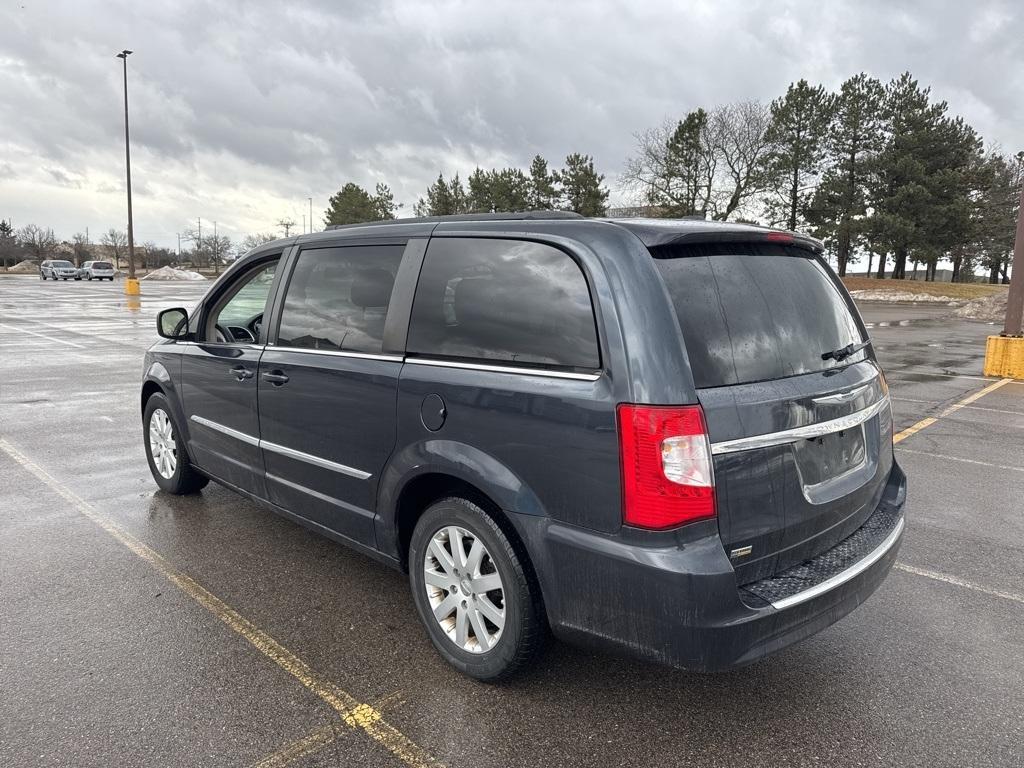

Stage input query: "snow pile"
[
  {"left": 5, "top": 260, "right": 39, "bottom": 273},
  {"left": 954, "top": 292, "right": 1008, "bottom": 322},
  {"left": 140, "top": 266, "right": 207, "bottom": 281},
  {"left": 849, "top": 289, "right": 960, "bottom": 305}
]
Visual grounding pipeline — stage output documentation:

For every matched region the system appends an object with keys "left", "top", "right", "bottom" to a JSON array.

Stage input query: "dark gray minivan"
[{"left": 142, "top": 212, "right": 905, "bottom": 680}]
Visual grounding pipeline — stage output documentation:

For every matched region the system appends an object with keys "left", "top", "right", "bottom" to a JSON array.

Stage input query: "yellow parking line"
[
  {"left": 0, "top": 438, "right": 443, "bottom": 768},
  {"left": 893, "top": 378, "right": 1014, "bottom": 444},
  {"left": 249, "top": 724, "right": 341, "bottom": 768}
]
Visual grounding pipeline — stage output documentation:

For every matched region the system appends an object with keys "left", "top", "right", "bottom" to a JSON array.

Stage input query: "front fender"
[
  {"left": 375, "top": 438, "right": 547, "bottom": 560},
  {"left": 141, "top": 356, "right": 188, "bottom": 442}
]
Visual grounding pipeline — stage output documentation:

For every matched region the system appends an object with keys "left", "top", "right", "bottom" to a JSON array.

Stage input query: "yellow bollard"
[
  {"left": 983, "top": 336, "right": 1024, "bottom": 379},
  {"left": 124, "top": 277, "right": 141, "bottom": 296}
]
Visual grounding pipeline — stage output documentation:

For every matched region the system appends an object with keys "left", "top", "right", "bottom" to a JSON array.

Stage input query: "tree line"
[
  {"left": 0, "top": 218, "right": 281, "bottom": 271},
  {"left": 623, "top": 72, "right": 1021, "bottom": 282},
  {"left": 323, "top": 152, "right": 610, "bottom": 226}
]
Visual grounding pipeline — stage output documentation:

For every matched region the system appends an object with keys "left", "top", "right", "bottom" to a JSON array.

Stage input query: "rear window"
[
  {"left": 407, "top": 238, "right": 600, "bottom": 370},
  {"left": 93, "top": 262, "right": 112, "bottom": 269},
  {"left": 652, "top": 243, "right": 865, "bottom": 388}
]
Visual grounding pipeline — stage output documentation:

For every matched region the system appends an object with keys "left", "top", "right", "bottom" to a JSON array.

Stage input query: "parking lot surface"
[{"left": 1, "top": 276, "right": 1022, "bottom": 767}]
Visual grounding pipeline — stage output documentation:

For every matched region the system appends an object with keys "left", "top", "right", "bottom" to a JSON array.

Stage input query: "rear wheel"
[
  {"left": 143, "top": 393, "right": 208, "bottom": 494},
  {"left": 409, "top": 497, "right": 545, "bottom": 681},
  {"left": 40, "top": 273, "right": 46, "bottom": 280}
]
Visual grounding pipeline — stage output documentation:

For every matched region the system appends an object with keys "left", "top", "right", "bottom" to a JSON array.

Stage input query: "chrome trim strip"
[
  {"left": 189, "top": 415, "right": 260, "bottom": 447},
  {"left": 264, "top": 344, "right": 403, "bottom": 363},
  {"left": 770, "top": 516, "right": 904, "bottom": 610},
  {"left": 711, "top": 396, "right": 891, "bottom": 455},
  {"left": 405, "top": 357, "right": 601, "bottom": 381},
  {"left": 261, "top": 439, "right": 372, "bottom": 480},
  {"left": 189, "top": 416, "right": 372, "bottom": 480}
]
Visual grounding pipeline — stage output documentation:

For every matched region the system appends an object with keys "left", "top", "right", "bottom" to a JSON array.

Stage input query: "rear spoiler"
[{"left": 659, "top": 229, "right": 823, "bottom": 253}]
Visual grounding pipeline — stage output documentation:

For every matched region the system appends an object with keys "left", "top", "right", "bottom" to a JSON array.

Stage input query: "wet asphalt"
[{"left": 0, "top": 275, "right": 1021, "bottom": 768}]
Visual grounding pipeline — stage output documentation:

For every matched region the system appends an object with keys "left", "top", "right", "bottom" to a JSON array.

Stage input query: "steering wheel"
[{"left": 214, "top": 323, "right": 232, "bottom": 343}]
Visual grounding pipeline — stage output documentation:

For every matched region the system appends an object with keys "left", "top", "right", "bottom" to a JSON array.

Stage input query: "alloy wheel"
[
  {"left": 423, "top": 525, "right": 506, "bottom": 653},
  {"left": 149, "top": 408, "right": 178, "bottom": 479}
]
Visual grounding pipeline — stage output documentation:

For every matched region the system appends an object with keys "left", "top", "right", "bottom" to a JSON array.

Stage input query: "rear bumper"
[{"left": 513, "top": 461, "right": 906, "bottom": 670}]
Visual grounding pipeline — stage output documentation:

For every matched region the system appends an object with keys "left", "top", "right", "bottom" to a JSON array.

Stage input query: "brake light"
[
  {"left": 617, "top": 404, "right": 716, "bottom": 530},
  {"left": 765, "top": 231, "right": 794, "bottom": 243}
]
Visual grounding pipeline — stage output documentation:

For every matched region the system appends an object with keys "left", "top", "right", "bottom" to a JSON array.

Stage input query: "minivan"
[
  {"left": 142, "top": 212, "right": 906, "bottom": 680},
  {"left": 80, "top": 260, "right": 116, "bottom": 280},
  {"left": 40, "top": 259, "right": 80, "bottom": 280}
]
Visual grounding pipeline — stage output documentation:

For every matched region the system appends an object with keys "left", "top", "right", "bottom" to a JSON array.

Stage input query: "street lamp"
[{"left": 117, "top": 49, "right": 139, "bottom": 294}]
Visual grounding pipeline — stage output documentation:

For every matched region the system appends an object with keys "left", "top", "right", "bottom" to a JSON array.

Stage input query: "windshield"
[
  {"left": 652, "top": 242, "right": 866, "bottom": 388},
  {"left": 53, "top": 261, "right": 74, "bottom": 268}
]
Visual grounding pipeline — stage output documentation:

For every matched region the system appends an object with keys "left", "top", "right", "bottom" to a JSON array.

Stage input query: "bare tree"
[
  {"left": 239, "top": 232, "right": 277, "bottom": 256},
  {"left": 710, "top": 101, "right": 772, "bottom": 220},
  {"left": 621, "top": 102, "right": 770, "bottom": 220},
  {"left": 17, "top": 224, "right": 58, "bottom": 261},
  {"left": 71, "top": 232, "right": 91, "bottom": 266},
  {"left": 100, "top": 229, "right": 128, "bottom": 269}
]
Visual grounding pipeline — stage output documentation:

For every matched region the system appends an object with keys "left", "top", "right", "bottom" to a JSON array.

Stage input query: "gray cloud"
[{"left": 0, "top": 0, "right": 1021, "bottom": 247}]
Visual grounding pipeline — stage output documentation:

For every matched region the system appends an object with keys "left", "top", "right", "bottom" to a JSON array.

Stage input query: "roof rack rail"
[{"left": 324, "top": 210, "right": 584, "bottom": 231}]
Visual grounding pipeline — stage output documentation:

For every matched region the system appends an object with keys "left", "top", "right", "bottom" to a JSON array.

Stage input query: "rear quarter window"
[
  {"left": 407, "top": 238, "right": 600, "bottom": 370},
  {"left": 652, "top": 242, "right": 865, "bottom": 388}
]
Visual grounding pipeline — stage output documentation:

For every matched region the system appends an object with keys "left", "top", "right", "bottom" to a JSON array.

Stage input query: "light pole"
[
  {"left": 309, "top": 197, "right": 313, "bottom": 233},
  {"left": 116, "top": 49, "right": 139, "bottom": 294}
]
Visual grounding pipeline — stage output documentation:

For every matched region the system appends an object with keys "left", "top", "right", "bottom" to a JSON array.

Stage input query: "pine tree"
[
  {"left": 528, "top": 155, "right": 559, "bottom": 209},
  {"left": 556, "top": 153, "right": 609, "bottom": 216},
  {"left": 806, "top": 74, "right": 884, "bottom": 276},
  {"left": 415, "top": 173, "right": 469, "bottom": 216},
  {"left": 324, "top": 183, "right": 397, "bottom": 226},
  {"left": 762, "top": 79, "right": 835, "bottom": 230},
  {"left": 467, "top": 168, "right": 492, "bottom": 213}
]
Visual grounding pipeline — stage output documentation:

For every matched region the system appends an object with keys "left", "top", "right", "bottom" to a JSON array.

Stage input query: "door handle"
[
  {"left": 262, "top": 370, "right": 289, "bottom": 386},
  {"left": 230, "top": 365, "right": 254, "bottom": 381}
]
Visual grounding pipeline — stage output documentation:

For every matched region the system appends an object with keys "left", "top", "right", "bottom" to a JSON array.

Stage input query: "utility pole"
[
  {"left": 197, "top": 217, "right": 202, "bottom": 268},
  {"left": 309, "top": 197, "right": 313, "bottom": 233},
  {"left": 302, "top": 213, "right": 306, "bottom": 235},
  {"left": 116, "top": 49, "right": 139, "bottom": 294},
  {"left": 213, "top": 220, "right": 219, "bottom": 275},
  {"left": 1002, "top": 184, "right": 1024, "bottom": 337},
  {"left": 176, "top": 233, "right": 181, "bottom": 257}
]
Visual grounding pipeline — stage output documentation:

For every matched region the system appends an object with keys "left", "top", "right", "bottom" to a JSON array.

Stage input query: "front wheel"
[
  {"left": 409, "top": 497, "right": 545, "bottom": 681},
  {"left": 143, "top": 393, "right": 208, "bottom": 494}
]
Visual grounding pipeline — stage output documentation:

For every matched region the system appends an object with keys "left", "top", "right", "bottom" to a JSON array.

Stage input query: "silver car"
[
  {"left": 39, "top": 260, "right": 80, "bottom": 281},
  {"left": 80, "top": 260, "right": 116, "bottom": 281}
]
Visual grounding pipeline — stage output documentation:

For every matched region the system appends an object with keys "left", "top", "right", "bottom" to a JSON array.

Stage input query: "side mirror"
[{"left": 157, "top": 307, "right": 190, "bottom": 339}]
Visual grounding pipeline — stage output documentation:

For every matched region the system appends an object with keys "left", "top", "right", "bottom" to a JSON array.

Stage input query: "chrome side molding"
[
  {"left": 710, "top": 396, "right": 891, "bottom": 455},
  {"left": 189, "top": 415, "right": 371, "bottom": 480},
  {"left": 405, "top": 357, "right": 601, "bottom": 382}
]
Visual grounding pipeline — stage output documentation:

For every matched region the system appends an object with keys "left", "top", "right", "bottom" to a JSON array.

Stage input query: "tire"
[
  {"left": 409, "top": 497, "right": 545, "bottom": 681},
  {"left": 40, "top": 273, "right": 46, "bottom": 280},
  {"left": 143, "top": 393, "right": 208, "bottom": 494}
]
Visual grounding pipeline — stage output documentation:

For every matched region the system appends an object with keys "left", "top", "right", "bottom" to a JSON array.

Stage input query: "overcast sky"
[{"left": 1, "top": 0, "right": 1022, "bottom": 249}]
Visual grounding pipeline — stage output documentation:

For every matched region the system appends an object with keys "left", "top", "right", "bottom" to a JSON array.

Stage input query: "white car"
[
  {"left": 40, "top": 259, "right": 81, "bottom": 280},
  {"left": 80, "top": 260, "right": 116, "bottom": 281}
]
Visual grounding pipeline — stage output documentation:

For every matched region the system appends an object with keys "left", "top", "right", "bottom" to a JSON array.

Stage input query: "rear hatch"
[{"left": 651, "top": 240, "right": 893, "bottom": 585}]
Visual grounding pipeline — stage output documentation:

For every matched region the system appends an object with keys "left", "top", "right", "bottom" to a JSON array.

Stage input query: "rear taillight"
[{"left": 617, "top": 404, "right": 716, "bottom": 530}]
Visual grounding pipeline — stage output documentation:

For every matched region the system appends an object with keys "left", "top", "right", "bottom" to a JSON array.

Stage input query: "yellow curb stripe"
[
  {"left": 0, "top": 438, "right": 442, "bottom": 768},
  {"left": 893, "top": 378, "right": 1014, "bottom": 444}
]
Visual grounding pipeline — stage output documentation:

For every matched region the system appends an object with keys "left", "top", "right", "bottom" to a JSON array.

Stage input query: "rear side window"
[
  {"left": 407, "top": 238, "right": 599, "bottom": 370},
  {"left": 652, "top": 243, "right": 865, "bottom": 388},
  {"left": 276, "top": 245, "right": 402, "bottom": 354}
]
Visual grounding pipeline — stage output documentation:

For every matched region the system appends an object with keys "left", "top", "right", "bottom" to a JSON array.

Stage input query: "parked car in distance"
[
  {"left": 80, "top": 260, "right": 116, "bottom": 281},
  {"left": 141, "top": 212, "right": 906, "bottom": 681},
  {"left": 40, "top": 259, "right": 80, "bottom": 281}
]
